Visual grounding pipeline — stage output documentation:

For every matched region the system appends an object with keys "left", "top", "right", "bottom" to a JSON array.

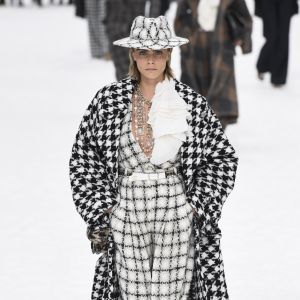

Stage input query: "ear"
[{"left": 131, "top": 49, "right": 137, "bottom": 61}]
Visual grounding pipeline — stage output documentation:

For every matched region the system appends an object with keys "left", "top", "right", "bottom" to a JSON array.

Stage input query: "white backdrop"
[{"left": 0, "top": 1, "right": 299, "bottom": 299}]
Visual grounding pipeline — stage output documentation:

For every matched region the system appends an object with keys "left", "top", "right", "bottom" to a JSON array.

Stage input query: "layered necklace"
[{"left": 132, "top": 84, "right": 154, "bottom": 157}]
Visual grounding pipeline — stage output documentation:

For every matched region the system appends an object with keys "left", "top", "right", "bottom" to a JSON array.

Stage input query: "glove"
[
  {"left": 86, "top": 225, "right": 110, "bottom": 254},
  {"left": 86, "top": 209, "right": 111, "bottom": 254},
  {"left": 86, "top": 206, "right": 116, "bottom": 254}
]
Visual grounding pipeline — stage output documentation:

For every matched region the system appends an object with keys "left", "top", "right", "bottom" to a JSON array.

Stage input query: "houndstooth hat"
[{"left": 113, "top": 16, "right": 189, "bottom": 50}]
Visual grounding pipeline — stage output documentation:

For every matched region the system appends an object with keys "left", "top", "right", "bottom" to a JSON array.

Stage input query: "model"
[{"left": 69, "top": 15, "right": 238, "bottom": 300}]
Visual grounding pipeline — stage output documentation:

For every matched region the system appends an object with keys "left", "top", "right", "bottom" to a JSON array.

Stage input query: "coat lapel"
[
  {"left": 180, "top": 123, "right": 195, "bottom": 194},
  {"left": 174, "top": 80, "right": 197, "bottom": 194},
  {"left": 99, "top": 78, "right": 135, "bottom": 192}
]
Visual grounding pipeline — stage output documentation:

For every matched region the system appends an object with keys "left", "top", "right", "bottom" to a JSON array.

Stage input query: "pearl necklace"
[{"left": 132, "top": 84, "right": 154, "bottom": 157}]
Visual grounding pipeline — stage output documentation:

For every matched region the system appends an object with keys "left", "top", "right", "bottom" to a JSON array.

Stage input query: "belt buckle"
[{"left": 165, "top": 168, "right": 174, "bottom": 177}]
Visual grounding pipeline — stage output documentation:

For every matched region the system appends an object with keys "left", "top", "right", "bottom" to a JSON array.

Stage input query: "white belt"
[
  {"left": 127, "top": 172, "right": 167, "bottom": 182},
  {"left": 119, "top": 167, "right": 179, "bottom": 182}
]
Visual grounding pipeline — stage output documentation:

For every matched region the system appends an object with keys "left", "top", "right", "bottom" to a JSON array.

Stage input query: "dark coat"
[
  {"left": 69, "top": 77, "right": 238, "bottom": 299},
  {"left": 255, "top": 0, "right": 299, "bottom": 18},
  {"left": 174, "top": 0, "right": 252, "bottom": 127}
]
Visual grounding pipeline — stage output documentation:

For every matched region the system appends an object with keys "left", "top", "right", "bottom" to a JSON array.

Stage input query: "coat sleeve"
[
  {"left": 228, "top": 0, "right": 253, "bottom": 54},
  {"left": 188, "top": 100, "right": 238, "bottom": 230},
  {"left": 69, "top": 88, "right": 117, "bottom": 227}
]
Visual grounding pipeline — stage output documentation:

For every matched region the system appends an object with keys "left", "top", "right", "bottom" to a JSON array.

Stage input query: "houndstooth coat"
[{"left": 69, "top": 77, "right": 238, "bottom": 299}]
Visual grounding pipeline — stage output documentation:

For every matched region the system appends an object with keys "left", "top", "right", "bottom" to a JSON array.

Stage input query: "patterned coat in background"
[
  {"left": 174, "top": 0, "right": 252, "bottom": 127},
  {"left": 69, "top": 77, "right": 238, "bottom": 299},
  {"left": 105, "top": 0, "right": 161, "bottom": 81}
]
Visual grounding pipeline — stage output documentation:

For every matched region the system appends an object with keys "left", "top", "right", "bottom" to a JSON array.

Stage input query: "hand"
[
  {"left": 87, "top": 226, "right": 110, "bottom": 254},
  {"left": 234, "top": 39, "right": 243, "bottom": 47}
]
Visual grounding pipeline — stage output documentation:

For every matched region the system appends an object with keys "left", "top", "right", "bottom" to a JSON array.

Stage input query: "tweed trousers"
[
  {"left": 110, "top": 107, "right": 195, "bottom": 299},
  {"left": 85, "top": 0, "right": 109, "bottom": 58}
]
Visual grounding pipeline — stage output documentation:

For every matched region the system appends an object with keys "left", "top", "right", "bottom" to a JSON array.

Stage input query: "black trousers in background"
[
  {"left": 256, "top": 0, "right": 293, "bottom": 84},
  {"left": 160, "top": 0, "right": 170, "bottom": 15}
]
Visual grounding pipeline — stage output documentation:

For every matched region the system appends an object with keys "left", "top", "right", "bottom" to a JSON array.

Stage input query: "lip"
[{"left": 145, "top": 68, "right": 157, "bottom": 71}]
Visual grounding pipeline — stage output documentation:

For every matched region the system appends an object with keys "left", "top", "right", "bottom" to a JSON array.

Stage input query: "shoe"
[
  {"left": 272, "top": 83, "right": 285, "bottom": 88},
  {"left": 257, "top": 72, "right": 265, "bottom": 81}
]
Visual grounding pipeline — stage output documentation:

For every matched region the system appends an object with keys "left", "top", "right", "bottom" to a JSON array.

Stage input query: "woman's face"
[{"left": 132, "top": 49, "right": 171, "bottom": 81}]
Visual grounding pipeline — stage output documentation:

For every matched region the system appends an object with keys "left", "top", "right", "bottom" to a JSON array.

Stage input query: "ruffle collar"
[{"left": 147, "top": 78, "right": 191, "bottom": 165}]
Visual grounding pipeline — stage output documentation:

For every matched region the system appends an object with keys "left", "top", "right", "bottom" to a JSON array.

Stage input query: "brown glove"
[{"left": 86, "top": 226, "right": 110, "bottom": 254}]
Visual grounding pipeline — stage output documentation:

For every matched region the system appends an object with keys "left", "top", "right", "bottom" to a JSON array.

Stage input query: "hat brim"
[{"left": 113, "top": 36, "right": 189, "bottom": 50}]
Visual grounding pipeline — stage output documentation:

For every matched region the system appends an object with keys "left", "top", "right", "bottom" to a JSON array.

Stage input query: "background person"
[
  {"left": 174, "top": 0, "right": 252, "bottom": 129},
  {"left": 255, "top": 0, "right": 299, "bottom": 87},
  {"left": 69, "top": 15, "right": 238, "bottom": 300}
]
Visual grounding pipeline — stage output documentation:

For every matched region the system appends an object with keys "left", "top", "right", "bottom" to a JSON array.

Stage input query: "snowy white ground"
[{"left": 0, "top": 2, "right": 300, "bottom": 300}]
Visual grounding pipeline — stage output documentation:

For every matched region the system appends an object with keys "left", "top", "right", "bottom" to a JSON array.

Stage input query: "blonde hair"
[{"left": 128, "top": 48, "right": 174, "bottom": 81}]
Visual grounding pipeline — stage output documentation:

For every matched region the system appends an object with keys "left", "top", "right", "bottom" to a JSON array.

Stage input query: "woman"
[
  {"left": 69, "top": 16, "right": 238, "bottom": 300},
  {"left": 255, "top": 0, "right": 298, "bottom": 86},
  {"left": 174, "top": 0, "right": 252, "bottom": 129}
]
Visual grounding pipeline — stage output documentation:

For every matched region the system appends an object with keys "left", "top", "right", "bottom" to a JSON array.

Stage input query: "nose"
[
  {"left": 147, "top": 53, "right": 154, "bottom": 63},
  {"left": 146, "top": 52, "right": 155, "bottom": 63}
]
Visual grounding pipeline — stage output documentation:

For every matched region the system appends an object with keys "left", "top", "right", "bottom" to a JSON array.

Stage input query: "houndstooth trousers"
[{"left": 110, "top": 105, "right": 195, "bottom": 299}]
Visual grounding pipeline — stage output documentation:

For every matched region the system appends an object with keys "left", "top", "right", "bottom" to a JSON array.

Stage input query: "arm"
[
  {"left": 188, "top": 100, "right": 238, "bottom": 231},
  {"left": 228, "top": 0, "right": 253, "bottom": 54},
  {"left": 69, "top": 87, "right": 117, "bottom": 227}
]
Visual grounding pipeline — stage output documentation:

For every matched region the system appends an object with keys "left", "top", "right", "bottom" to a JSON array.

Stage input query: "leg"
[
  {"left": 151, "top": 179, "right": 195, "bottom": 299},
  {"left": 99, "top": 0, "right": 110, "bottom": 57},
  {"left": 160, "top": 0, "right": 170, "bottom": 15},
  {"left": 110, "top": 198, "right": 152, "bottom": 299},
  {"left": 256, "top": 0, "right": 277, "bottom": 74},
  {"left": 271, "top": 1, "right": 292, "bottom": 84},
  {"left": 85, "top": 0, "right": 102, "bottom": 58}
]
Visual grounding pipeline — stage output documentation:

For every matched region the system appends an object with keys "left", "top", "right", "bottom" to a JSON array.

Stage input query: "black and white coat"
[{"left": 69, "top": 77, "right": 238, "bottom": 299}]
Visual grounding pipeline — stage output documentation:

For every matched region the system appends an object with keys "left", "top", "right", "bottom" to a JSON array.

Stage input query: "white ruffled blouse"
[
  {"left": 197, "top": 0, "right": 220, "bottom": 32},
  {"left": 147, "top": 78, "right": 191, "bottom": 165}
]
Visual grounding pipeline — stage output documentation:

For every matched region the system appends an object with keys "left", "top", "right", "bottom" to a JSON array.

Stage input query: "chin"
[{"left": 141, "top": 71, "right": 164, "bottom": 80}]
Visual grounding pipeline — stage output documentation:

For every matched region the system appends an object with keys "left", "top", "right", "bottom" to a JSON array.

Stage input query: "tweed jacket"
[{"left": 69, "top": 77, "right": 238, "bottom": 299}]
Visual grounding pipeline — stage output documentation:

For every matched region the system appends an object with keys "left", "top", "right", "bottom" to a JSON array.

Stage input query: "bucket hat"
[{"left": 113, "top": 15, "right": 189, "bottom": 50}]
